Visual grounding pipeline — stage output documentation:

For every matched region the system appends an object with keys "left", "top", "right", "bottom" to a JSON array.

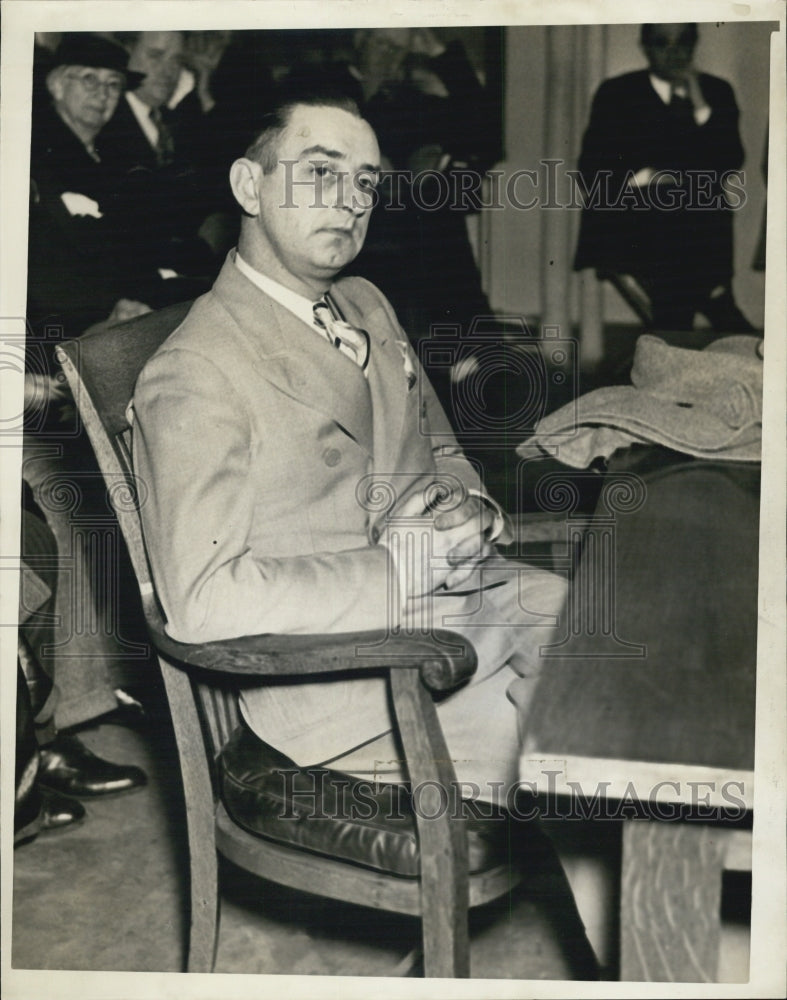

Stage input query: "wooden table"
[{"left": 519, "top": 445, "right": 759, "bottom": 982}]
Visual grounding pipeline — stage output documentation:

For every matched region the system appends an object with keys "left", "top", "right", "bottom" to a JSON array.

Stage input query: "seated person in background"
[
  {"left": 174, "top": 30, "right": 278, "bottom": 255},
  {"left": 28, "top": 33, "right": 159, "bottom": 359},
  {"left": 100, "top": 30, "right": 221, "bottom": 279},
  {"left": 129, "top": 92, "right": 568, "bottom": 807},
  {"left": 16, "top": 487, "right": 146, "bottom": 847},
  {"left": 574, "top": 22, "right": 756, "bottom": 332}
]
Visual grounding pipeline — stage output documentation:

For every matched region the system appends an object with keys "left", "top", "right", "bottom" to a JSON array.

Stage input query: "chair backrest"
[
  {"left": 56, "top": 300, "right": 192, "bottom": 622},
  {"left": 56, "top": 301, "right": 240, "bottom": 766}
]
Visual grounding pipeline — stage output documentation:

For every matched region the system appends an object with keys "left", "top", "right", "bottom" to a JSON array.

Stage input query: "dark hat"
[{"left": 50, "top": 33, "right": 145, "bottom": 88}]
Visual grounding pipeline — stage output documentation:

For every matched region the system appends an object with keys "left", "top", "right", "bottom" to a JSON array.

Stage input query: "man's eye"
[{"left": 313, "top": 164, "right": 335, "bottom": 178}]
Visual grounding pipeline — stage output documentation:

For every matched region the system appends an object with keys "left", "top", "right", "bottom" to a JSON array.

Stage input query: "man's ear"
[{"left": 229, "top": 157, "right": 262, "bottom": 216}]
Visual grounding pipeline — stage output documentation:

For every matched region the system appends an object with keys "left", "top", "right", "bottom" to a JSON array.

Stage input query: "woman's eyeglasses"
[{"left": 66, "top": 71, "right": 124, "bottom": 97}]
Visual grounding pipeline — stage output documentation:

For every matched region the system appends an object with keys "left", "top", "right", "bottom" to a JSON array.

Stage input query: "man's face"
[
  {"left": 356, "top": 29, "right": 412, "bottom": 91},
  {"left": 241, "top": 104, "right": 381, "bottom": 297},
  {"left": 642, "top": 24, "right": 697, "bottom": 82},
  {"left": 127, "top": 31, "right": 184, "bottom": 108},
  {"left": 51, "top": 65, "right": 124, "bottom": 138}
]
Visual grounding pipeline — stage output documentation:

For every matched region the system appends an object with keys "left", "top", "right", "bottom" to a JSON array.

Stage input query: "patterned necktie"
[
  {"left": 150, "top": 107, "right": 175, "bottom": 166},
  {"left": 313, "top": 295, "right": 370, "bottom": 372}
]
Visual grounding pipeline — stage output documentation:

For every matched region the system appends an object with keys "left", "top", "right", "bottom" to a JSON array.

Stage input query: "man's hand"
[
  {"left": 186, "top": 31, "right": 233, "bottom": 113},
  {"left": 378, "top": 487, "right": 495, "bottom": 599},
  {"left": 674, "top": 68, "right": 709, "bottom": 115},
  {"left": 409, "top": 28, "right": 447, "bottom": 60},
  {"left": 433, "top": 495, "right": 496, "bottom": 590},
  {"left": 684, "top": 69, "right": 708, "bottom": 112}
]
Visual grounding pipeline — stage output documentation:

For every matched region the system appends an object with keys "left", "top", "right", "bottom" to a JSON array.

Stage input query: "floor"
[
  {"left": 11, "top": 695, "right": 751, "bottom": 990},
  {"left": 11, "top": 696, "right": 602, "bottom": 983}
]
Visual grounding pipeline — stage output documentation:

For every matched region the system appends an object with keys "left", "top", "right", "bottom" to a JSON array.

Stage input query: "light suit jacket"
[{"left": 131, "top": 255, "right": 513, "bottom": 762}]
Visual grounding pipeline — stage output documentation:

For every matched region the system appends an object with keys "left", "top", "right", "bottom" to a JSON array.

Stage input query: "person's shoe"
[
  {"left": 40, "top": 788, "right": 87, "bottom": 830},
  {"left": 38, "top": 732, "right": 147, "bottom": 799},
  {"left": 14, "top": 789, "right": 86, "bottom": 845}
]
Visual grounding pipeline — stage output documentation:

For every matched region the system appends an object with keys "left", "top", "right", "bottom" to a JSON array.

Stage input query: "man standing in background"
[{"left": 574, "top": 22, "right": 756, "bottom": 332}]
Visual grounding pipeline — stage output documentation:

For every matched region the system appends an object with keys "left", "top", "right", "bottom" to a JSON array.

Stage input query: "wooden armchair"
[{"left": 55, "top": 304, "right": 521, "bottom": 978}]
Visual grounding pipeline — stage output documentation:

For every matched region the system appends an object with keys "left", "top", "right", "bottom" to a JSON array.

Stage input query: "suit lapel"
[
  {"left": 212, "top": 260, "right": 374, "bottom": 456},
  {"left": 330, "top": 283, "right": 411, "bottom": 478}
]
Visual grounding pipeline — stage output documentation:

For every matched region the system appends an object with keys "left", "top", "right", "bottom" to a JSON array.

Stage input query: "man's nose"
[{"left": 337, "top": 180, "right": 375, "bottom": 215}]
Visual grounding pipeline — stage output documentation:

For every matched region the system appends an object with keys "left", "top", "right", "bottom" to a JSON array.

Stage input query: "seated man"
[
  {"left": 574, "top": 22, "right": 755, "bottom": 332},
  {"left": 129, "top": 92, "right": 566, "bottom": 804},
  {"left": 101, "top": 30, "right": 220, "bottom": 278},
  {"left": 16, "top": 488, "right": 146, "bottom": 847}
]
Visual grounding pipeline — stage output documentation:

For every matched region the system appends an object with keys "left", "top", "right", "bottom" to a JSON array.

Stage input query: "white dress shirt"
[
  {"left": 126, "top": 90, "right": 160, "bottom": 149},
  {"left": 234, "top": 251, "right": 365, "bottom": 370},
  {"left": 649, "top": 73, "right": 712, "bottom": 126}
]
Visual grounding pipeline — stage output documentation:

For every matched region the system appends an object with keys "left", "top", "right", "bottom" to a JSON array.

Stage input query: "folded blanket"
[{"left": 518, "top": 334, "right": 763, "bottom": 468}]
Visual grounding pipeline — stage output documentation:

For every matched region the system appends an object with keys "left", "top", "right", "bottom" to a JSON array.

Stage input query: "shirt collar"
[
  {"left": 234, "top": 250, "right": 321, "bottom": 331},
  {"left": 126, "top": 90, "right": 159, "bottom": 145},
  {"left": 649, "top": 73, "right": 674, "bottom": 104}
]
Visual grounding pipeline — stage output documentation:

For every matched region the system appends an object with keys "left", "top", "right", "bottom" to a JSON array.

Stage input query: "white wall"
[{"left": 484, "top": 21, "right": 772, "bottom": 328}]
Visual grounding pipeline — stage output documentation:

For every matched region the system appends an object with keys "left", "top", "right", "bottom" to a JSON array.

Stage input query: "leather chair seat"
[{"left": 219, "top": 724, "right": 511, "bottom": 878}]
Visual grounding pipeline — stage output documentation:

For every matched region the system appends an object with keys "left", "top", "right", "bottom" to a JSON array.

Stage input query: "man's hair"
[
  {"left": 640, "top": 23, "right": 699, "bottom": 48},
  {"left": 244, "top": 89, "right": 362, "bottom": 174},
  {"left": 112, "top": 31, "right": 142, "bottom": 50},
  {"left": 113, "top": 30, "right": 184, "bottom": 51}
]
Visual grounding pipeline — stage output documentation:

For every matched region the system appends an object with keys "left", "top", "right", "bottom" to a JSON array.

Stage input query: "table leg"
[{"left": 620, "top": 819, "right": 726, "bottom": 982}]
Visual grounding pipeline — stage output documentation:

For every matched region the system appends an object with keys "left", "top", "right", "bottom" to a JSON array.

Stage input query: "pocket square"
[{"left": 396, "top": 340, "right": 417, "bottom": 390}]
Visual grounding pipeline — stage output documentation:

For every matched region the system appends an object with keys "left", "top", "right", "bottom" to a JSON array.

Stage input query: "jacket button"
[{"left": 323, "top": 448, "right": 341, "bottom": 467}]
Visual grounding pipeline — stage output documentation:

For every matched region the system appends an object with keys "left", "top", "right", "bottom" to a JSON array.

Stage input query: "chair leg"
[
  {"left": 187, "top": 847, "right": 219, "bottom": 973},
  {"left": 158, "top": 659, "right": 221, "bottom": 972},
  {"left": 421, "top": 871, "right": 470, "bottom": 977},
  {"left": 390, "top": 668, "right": 470, "bottom": 977}
]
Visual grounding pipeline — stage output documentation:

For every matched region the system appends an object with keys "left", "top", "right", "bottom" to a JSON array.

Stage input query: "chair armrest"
[{"left": 151, "top": 626, "right": 477, "bottom": 694}]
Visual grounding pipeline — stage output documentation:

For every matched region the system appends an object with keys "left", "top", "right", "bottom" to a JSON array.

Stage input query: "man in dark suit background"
[
  {"left": 100, "top": 30, "right": 217, "bottom": 280},
  {"left": 574, "top": 22, "right": 755, "bottom": 332}
]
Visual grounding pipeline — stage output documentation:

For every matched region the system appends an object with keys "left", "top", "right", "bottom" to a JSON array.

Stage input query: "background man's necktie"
[
  {"left": 313, "top": 296, "right": 371, "bottom": 371},
  {"left": 669, "top": 85, "right": 695, "bottom": 124},
  {"left": 150, "top": 107, "right": 175, "bottom": 167}
]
